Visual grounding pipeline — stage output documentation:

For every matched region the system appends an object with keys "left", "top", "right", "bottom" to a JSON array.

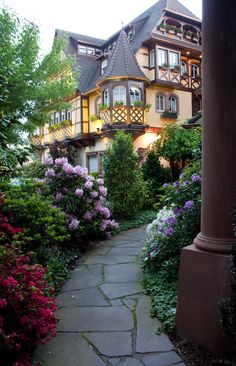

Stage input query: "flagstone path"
[{"left": 34, "top": 227, "right": 184, "bottom": 366}]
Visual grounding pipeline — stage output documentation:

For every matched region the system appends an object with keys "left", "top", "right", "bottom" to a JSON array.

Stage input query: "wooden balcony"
[
  {"left": 48, "top": 124, "right": 73, "bottom": 142},
  {"left": 100, "top": 105, "right": 146, "bottom": 137}
]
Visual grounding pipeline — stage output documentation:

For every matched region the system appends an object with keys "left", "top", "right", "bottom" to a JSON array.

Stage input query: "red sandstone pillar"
[{"left": 176, "top": 0, "right": 236, "bottom": 353}]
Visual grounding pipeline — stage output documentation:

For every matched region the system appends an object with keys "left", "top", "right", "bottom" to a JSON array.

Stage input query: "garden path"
[{"left": 34, "top": 227, "right": 184, "bottom": 366}]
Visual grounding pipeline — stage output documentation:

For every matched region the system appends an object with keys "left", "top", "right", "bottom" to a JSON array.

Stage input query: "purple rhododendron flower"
[
  {"left": 68, "top": 219, "right": 80, "bottom": 230},
  {"left": 179, "top": 173, "right": 185, "bottom": 179},
  {"left": 183, "top": 180, "right": 190, "bottom": 186},
  {"left": 63, "top": 163, "right": 74, "bottom": 174},
  {"left": 191, "top": 174, "right": 201, "bottom": 183},
  {"left": 85, "top": 181, "right": 93, "bottom": 190},
  {"left": 44, "top": 157, "right": 53, "bottom": 165},
  {"left": 55, "top": 192, "right": 63, "bottom": 200},
  {"left": 96, "top": 178, "right": 104, "bottom": 185},
  {"left": 83, "top": 211, "right": 94, "bottom": 221},
  {"left": 184, "top": 200, "right": 194, "bottom": 209},
  {"left": 164, "top": 227, "right": 174, "bottom": 236},
  {"left": 166, "top": 217, "right": 176, "bottom": 226},
  {"left": 173, "top": 181, "right": 179, "bottom": 187},
  {"left": 163, "top": 183, "right": 169, "bottom": 188},
  {"left": 87, "top": 175, "right": 94, "bottom": 182},
  {"left": 101, "top": 207, "right": 111, "bottom": 218},
  {"left": 55, "top": 157, "right": 68, "bottom": 166},
  {"left": 83, "top": 168, "right": 88, "bottom": 176},
  {"left": 90, "top": 191, "right": 98, "bottom": 198},
  {"left": 95, "top": 201, "right": 102, "bottom": 212},
  {"left": 45, "top": 168, "right": 56, "bottom": 177},
  {"left": 74, "top": 165, "right": 84, "bottom": 176},
  {"left": 99, "top": 186, "right": 107, "bottom": 196},
  {"left": 75, "top": 188, "right": 84, "bottom": 197}
]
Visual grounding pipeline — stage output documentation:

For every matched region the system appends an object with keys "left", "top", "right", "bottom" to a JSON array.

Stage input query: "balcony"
[
  {"left": 99, "top": 105, "right": 147, "bottom": 137},
  {"left": 48, "top": 123, "right": 73, "bottom": 142}
]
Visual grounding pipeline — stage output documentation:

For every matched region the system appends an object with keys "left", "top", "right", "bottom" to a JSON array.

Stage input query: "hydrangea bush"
[
  {"left": 43, "top": 157, "right": 118, "bottom": 238},
  {"left": 143, "top": 164, "right": 201, "bottom": 279}
]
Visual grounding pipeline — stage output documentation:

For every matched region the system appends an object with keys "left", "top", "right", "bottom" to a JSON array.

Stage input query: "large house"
[{"left": 34, "top": 0, "right": 202, "bottom": 173}]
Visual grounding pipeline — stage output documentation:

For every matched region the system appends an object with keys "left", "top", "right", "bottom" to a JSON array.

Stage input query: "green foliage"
[
  {"left": 152, "top": 123, "right": 201, "bottom": 179},
  {"left": 1, "top": 182, "right": 70, "bottom": 251},
  {"left": 115, "top": 209, "right": 157, "bottom": 233},
  {"left": 19, "top": 160, "right": 47, "bottom": 179},
  {"left": 103, "top": 131, "right": 146, "bottom": 218},
  {"left": 0, "top": 8, "right": 79, "bottom": 179},
  {"left": 142, "top": 271, "right": 178, "bottom": 333},
  {"left": 142, "top": 150, "right": 172, "bottom": 202}
]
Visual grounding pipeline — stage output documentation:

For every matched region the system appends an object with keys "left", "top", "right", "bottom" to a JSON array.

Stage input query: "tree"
[
  {"left": 0, "top": 8, "right": 79, "bottom": 179},
  {"left": 152, "top": 123, "right": 201, "bottom": 179},
  {"left": 103, "top": 131, "right": 146, "bottom": 218}
]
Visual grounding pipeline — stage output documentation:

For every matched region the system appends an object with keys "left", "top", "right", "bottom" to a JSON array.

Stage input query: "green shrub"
[
  {"left": 1, "top": 182, "right": 70, "bottom": 252},
  {"left": 19, "top": 161, "right": 47, "bottom": 179},
  {"left": 142, "top": 150, "right": 172, "bottom": 202},
  {"left": 103, "top": 131, "right": 146, "bottom": 218}
]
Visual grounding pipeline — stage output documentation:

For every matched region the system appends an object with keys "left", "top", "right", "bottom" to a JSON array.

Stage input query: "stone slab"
[
  {"left": 34, "top": 333, "right": 106, "bottom": 366},
  {"left": 110, "top": 299, "right": 123, "bottom": 306},
  {"left": 109, "top": 358, "right": 121, "bottom": 366},
  {"left": 119, "top": 358, "right": 143, "bottom": 366},
  {"left": 57, "top": 287, "right": 110, "bottom": 307},
  {"left": 123, "top": 298, "right": 136, "bottom": 310},
  {"left": 84, "top": 331, "right": 132, "bottom": 356},
  {"left": 108, "top": 246, "right": 141, "bottom": 256},
  {"left": 100, "top": 283, "right": 142, "bottom": 299},
  {"left": 57, "top": 306, "right": 134, "bottom": 331},
  {"left": 142, "top": 351, "right": 182, "bottom": 366},
  {"left": 104, "top": 263, "right": 141, "bottom": 283},
  {"left": 136, "top": 298, "right": 174, "bottom": 353},
  {"left": 62, "top": 265, "right": 103, "bottom": 291},
  {"left": 84, "top": 255, "right": 135, "bottom": 265}
]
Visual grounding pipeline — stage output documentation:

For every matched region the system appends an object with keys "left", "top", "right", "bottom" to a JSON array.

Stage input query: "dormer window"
[
  {"left": 78, "top": 45, "right": 87, "bottom": 54},
  {"left": 78, "top": 44, "right": 97, "bottom": 55},
  {"left": 127, "top": 28, "right": 135, "bottom": 41},
  {"left": 101, "top": 59, "right": 108, "bottom": 75}
]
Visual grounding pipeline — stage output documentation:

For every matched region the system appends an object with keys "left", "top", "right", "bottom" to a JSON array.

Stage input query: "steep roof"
[
  {"left": 98, "top": 30, "right": 147, "bottom": 84},
  {"left": 55, "top": 29, "right": 105, "bottom": 47}
]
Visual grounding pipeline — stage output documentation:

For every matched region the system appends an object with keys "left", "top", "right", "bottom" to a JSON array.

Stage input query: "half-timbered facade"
[{"left": 34, "top": 0, "right": 202, "bottom": 173}]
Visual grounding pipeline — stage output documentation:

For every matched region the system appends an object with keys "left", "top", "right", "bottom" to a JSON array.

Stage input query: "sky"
[{"left": 0, "top": 0, "right": 202, "bottom": 55}]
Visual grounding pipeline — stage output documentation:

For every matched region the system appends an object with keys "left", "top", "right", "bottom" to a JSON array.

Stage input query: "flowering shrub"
[
  {"left": 143, "top": 163, "right": 201, "bottom": 279},
  {"left": 2, "top": 184, "right": 70, "bottom": 251},
  {"left": 43, "top": 157, "right": 118, "bottom": 238},
  {"left": 0, "top": 245, "right": 57, "bottom": 365}
]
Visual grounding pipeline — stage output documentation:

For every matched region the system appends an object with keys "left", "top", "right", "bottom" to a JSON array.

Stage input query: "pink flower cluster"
[
  {"left": 0, "top": 246, "right": 57, "bottom": 365},
  {"left": 43, "top": 157, "right": 118, "bottom": 238}
]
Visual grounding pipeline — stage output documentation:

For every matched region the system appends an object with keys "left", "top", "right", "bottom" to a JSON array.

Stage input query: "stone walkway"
[{"left": 34, "top": 227, "right": 184, "bottom": 366}]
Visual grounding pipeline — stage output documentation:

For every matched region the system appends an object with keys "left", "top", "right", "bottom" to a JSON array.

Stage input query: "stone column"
[{"left": 176, "top": 0, "right": 236, "bottom": 353}]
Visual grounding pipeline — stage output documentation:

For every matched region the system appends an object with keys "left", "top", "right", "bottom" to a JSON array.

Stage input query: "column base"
[{"left": 176, "top": 244, "right": 233, "bottom": 354}]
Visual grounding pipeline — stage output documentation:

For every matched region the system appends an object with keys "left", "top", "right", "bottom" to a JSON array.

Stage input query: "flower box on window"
[
  {"left": 161, "top": 110, "right": 178, "bottom": 119},
  {"left": 114, "top": 101, "right": 124, "bottom": 107}
]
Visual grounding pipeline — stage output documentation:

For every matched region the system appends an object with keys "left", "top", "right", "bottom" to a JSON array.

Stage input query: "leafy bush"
[
  {"left": 103, "top": 131, "right": 146, "bottom": 218},
  {"left": 1, "top": 183, "right": 70, "bottom": 251},
  {"left": 143, "top": 166, "right": 201, "bottom": 277},
  {"left": 142, "top": 150, "right": 172, "bottom": 202},
  {"left": 19, "top": 161, "right": 47, "bottom": 180},
  {"left": 114, "top": 209, "right": 157, "bottom": 233},
  {"left": 43, "top": 157, "right": 118, "bottom": 239},
  {"left": 0, "top": 245, "right": 57, "bottom": 366},
  {"left": 152, "top": 123, "right": 201, "bottom": 179}
]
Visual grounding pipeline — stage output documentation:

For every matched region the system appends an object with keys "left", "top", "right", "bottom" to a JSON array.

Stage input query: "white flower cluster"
[{"left": 146, "top": 206, "right": 176, "bottom": 243}]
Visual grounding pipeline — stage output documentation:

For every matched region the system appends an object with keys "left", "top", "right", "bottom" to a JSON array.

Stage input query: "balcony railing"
[
  {"left": 48, "top": 124, "right": 73, "bottom": 142},
  {"left": 100, "top": 105, "right": 146, "bottom": 125}
]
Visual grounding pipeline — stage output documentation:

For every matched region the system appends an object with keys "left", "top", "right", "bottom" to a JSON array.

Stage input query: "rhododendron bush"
[
  {"left": 43, "top": 157, "right": 118, "bottom": 238},
  {"left": 0, "top": 246, "right": 57, "bottom": 366}
]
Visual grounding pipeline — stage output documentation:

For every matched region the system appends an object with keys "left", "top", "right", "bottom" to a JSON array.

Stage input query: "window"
[
  {"left": 149, "top": 49, "right": 155, "bottom": 68},
  {"left": 49, "top": 114, "right": 54, "bottom": 127},
  {"left": 101, "top": 59, "right": 108, "bottom": 75},
  {"left": 87, "top": 47, "right": 95, "bottom": 55},
  {"left": 78, "top": 45, "right": 87, "bottom": 54},
  {"left": 95, "top": 49, "right": 102, "bottom": 55},
  {"left": 113, "top": 86, "right": 126, "bottom": 105},
  {"left": 191, "top": 64, "right": 199, "bottom": 78},
  {"left": 130, "top": 87, "right": 141, "bottom": 105},
  {"left": 169, "top": 52, "right": 179, "bottom": 68},
  {"left": 95, "top": 96, "right": 102, "bottom": 115},
  {"left": 181, "top": 61, "right": 187, "bottom": 75},
  {"left": 156, "top": 94, "right": 165, "bottom": 112},
  {"left": 61, "top": 111, "right": 66, "bottom": 121},
  {"left": 158, "top": 48, "right": 168, "bottom": 66},
  {"left": 103, "top": 89, "right": 109, "bottom": 105},
  {"left": 127, "top": 29, "right": 134, "bottom": 41},
  {"left": 88, "top": 154, "right": 98, "bottom": 173},
  {"left": 55, "top": 112, "right": 60, "bottom": 124},
  {"left": 168, "top": 96, "right": 177, "bottom": 112},
  {"left": 67, "top": 110, "right": 72, "bottom": 121}
]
